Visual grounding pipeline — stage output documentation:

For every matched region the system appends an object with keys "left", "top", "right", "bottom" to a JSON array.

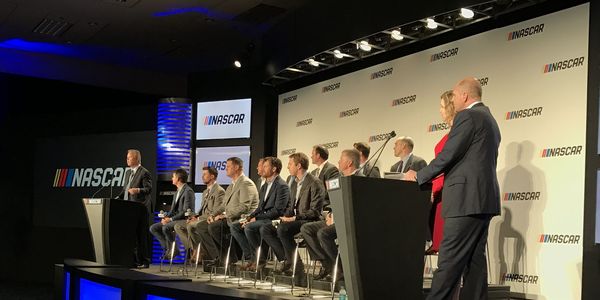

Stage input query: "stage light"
[
  {"left": 308, "top": 58, "right": 319, "bottom": 67},
  {"left": 460, "top": 8, "right": 474, "bottom": 19},
  {"left": 333, "top": 49, "right": 344, "bottom": 59},
  {"left": 359, "top": 40, "right": 372, "bottom": 51},
  {"left": 391, "top": 29, "right": 404, "bottom": 41},
  {"left": 234, "top": 60, "right": 241, "bottom": 68},
  {"left": 426, "top": 18, "right": 438, "bottom": 29}
]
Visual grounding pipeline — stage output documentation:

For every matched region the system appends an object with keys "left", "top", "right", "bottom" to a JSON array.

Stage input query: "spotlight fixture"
[
  {"left": 359, "top": 40, "right": 372, "bottom": 51},
  {"left": 234, "top": 60, "right": 241, "bottom": 68},
  {"left": 308, "top": 58, "right": 319, "bottom": 67},
  {"left": 426, "top": 18, "right": 438, "bottom": 29},
  {"left": 460, "top": 8, "right": 475, "bottom": 19},
  {"left": 391, "top": 29, "right": 404, "bottom": 41},
  {"left": 333, "top": 49, "right": 344, "bottom": 59}
]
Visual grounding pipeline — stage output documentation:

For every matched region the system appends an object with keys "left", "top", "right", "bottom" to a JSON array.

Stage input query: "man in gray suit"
[
  {"left": 310, "top": 145, "right": 340, "bottom": 206},
  {"left": 260, "top": 152, "right": 324, "bottom": 280},
  {"left": 405, "top": 77, "right": 501, "bottom": 300},
  {"left": 353, "top": 141, "right": 381, "bottom": 178},
  {"left": 390, "top": 136, "right": 427, "bottom": 173},
  {"left": 199, "top": 157, "right": 259, "bottom": 265},
  {"left": 232, "top": 157, "right": 290, "bottom": 270},
  {"left": 174, "top": 166, "right": 225, "bottom": 260},
  {"left": 149, "top": 168, "right": 194, "bottom": 259},
  {"left": 116, "top": 149, "right": 152, "bottom": 268}
]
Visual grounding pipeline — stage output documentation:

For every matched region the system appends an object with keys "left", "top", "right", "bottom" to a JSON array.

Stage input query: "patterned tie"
[
  {"left": 396, "top": 161, "right": 404, "bottom": 173},
  {"left": 124, "top": 170, "right": 134, "bottom": 200}
]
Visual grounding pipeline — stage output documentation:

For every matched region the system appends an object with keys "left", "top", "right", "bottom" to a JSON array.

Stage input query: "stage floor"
[{"left": 133, "top": 263, "right": 510, "bottom": 299}]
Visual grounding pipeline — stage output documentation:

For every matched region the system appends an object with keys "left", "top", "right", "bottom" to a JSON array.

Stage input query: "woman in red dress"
[{"left": 426, "top": 90, "right": 456, "bottom": 255}]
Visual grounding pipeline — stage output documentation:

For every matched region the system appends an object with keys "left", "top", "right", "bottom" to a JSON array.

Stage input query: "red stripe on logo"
[{"left": 60, "top": 168, "right": 67, "bottom": 187}]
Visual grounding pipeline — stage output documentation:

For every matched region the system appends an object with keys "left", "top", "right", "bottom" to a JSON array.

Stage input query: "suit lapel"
[
  {"left": 404, "top": 155, "right": 413, "bottom": 172},
  {"left": 225, "top": 177, "right": 242, "bottom": 205}
]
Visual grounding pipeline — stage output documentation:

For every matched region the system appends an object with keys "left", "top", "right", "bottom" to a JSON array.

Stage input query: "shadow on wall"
[{"left": 491, "top": 141, "right": 546, "bottom": 298}]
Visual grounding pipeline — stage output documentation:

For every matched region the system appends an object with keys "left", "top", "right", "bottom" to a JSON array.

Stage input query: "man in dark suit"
[
  {"left": 260, "top": 152, "right": 324, "bottom": 281},
  {"left": 390, "top": 136, "right": 427, "bottom": 173},
  {"left": 149, "top": 168, "right": 194, "bottom": 259},
  {"left": 301, "top": 149, "right": 363, "bottom": 281},
  {"left": 405, "top": 77, "right": 501, "bottom": 300},
  {"left": 310, "top": 145, "right": 340, "bottom": 207},
  {"left": 174, "top": 166, "right": 225, "bottom": 260},
  {"left": 232, "top": 157, "right": 290, "bottom": 270},
  {"left": 116, "top": 149, "right": 152, "bottom": 268},
  {"left": 353, "top": 141, "right": 381, "bottom": 177}
]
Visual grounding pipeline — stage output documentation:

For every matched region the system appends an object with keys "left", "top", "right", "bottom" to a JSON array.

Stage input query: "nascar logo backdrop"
[{"left": 277, "top": 4, "right": 588, "bottom": 299}]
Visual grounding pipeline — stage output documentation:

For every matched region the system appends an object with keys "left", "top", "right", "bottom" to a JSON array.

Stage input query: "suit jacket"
[
  {"left": 286, "top": 172, "right": 324, "bottom": 220},
  {"left": 390, "top": 154, "right": 428, "bottom": 173},
  {"left": 117, "top": 165, "right": 152, "bottom": 210},
  {"left": 215, "top": 174, "right": 259, "bottom": 223},
  {"left": 250, "top": 175, "right": 290, "bottom": 220},
  {"left": 167, "top": 183, "right": 195, "bottom": 220},
  {"left": 360, "top": 162, "right": 381, "bottom": 178},
  {"left": 417, "top": 103, "right": 501, "bottom": 218},
  {"left": 198, "top": 183, "right": 225, "bottom": 221},
  {"left": 311, "top": 161, "right": 340, "bottom": 207}
]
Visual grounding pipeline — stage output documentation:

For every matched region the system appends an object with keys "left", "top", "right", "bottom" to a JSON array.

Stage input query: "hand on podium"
[{"left": 403, "top": 170, "right": 417, "bottom": 182}]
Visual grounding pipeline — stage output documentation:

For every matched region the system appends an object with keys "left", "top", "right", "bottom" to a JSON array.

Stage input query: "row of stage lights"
[{"left": 262, "top": 0, "right": 544, "bottom": 86}]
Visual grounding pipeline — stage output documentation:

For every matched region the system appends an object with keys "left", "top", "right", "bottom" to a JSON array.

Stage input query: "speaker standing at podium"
[
  {"left": 116, "top": 149, "right": 153, "bottom": 268},
  {"left": 404, "top": 77, "right": 501, "bottom": 300}
]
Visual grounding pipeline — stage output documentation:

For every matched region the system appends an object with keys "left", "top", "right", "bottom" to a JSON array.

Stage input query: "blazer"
[
  {"left": 250, "top": 175, "right": 290, "bottom": 220},
  {"left": 311, "top": 161, "right": 340, "bottom": 206},
  {"left": 390, "top": 154, "right": 428, "bottom": 173},
  {"left": 198, "top": 183, "right": 225, "bottom": 221},
  {"left": 214, "top": 174, "right": 259, "bottom": 223},
  {"left": 167, "top": 183, "right": 195, "bottom": 221},
  {"left": 360, "top": 162, "right": 381, "bottom": 178},
  {"left": 417, "top": 103, "right": 501, "bottom": 218},
  {"left": 286, "top": 172, "right": 324, "bottom": 221},
  {"left": 117, "top": 165, "right": 152, "bottom": 210}
]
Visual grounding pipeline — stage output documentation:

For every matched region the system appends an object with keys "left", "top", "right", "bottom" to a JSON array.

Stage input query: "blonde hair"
[{"left": 440, "top": 90, "right": 456, "bottom": 125}]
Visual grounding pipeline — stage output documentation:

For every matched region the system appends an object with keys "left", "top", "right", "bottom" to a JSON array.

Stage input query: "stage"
[{"left": 57, "top": 259, "right": 511, "bottom": 299}]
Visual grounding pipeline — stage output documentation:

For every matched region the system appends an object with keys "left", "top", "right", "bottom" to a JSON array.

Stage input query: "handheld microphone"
[
  {"left": 357, "top": 130, "right": 396, "bottom": 176},
  {"left": 158, "top": 210, "right": 165, "bottom": 218}
]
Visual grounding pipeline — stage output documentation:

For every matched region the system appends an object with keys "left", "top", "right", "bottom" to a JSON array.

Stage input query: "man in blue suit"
[
  {"left": 230, "top": 157, "right": 290, "bottom": 271},
  {"left": 405, "top": 77, "right": 501, "bottom": 300},
  {"left": 149, "top": 168, "right": 195, "bottom": 260}
]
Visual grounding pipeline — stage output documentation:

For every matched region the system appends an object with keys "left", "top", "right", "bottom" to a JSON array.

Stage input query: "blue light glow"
[
  {"left": 147, "top": 295, "right": 175, "bottom": 300},
  {"left": 0, "top": 38, "right": 77, "bottom": 56},
  {"left": 79, "top": 278, "right": 121, "bottom": 300},
  {"left": 153, "top": 7, "right": 233, "bottom": 20}
]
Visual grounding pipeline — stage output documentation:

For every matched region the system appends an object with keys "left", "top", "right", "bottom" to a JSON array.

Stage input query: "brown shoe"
[{"left": 239, "top": 262, "right": 254, "bottom": 271}]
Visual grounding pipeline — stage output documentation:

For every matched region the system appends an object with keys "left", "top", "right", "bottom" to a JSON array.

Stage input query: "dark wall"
[
  {"left": 583, "top": 1, "right": 600, "bottom": 299},
  {"left": 0, "top": 73, "right": 159, "bottom": 284}
]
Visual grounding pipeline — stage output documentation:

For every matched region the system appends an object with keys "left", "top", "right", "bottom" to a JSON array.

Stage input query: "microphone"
[
  {"left": 158, "top": 210, "right": 165, "bottom": 218},
  {"left": 184, "top": 208, "right": 193, "bottom": 217},
  {"left": 357, "top": 131, "right": 396, "bottom": 176}
]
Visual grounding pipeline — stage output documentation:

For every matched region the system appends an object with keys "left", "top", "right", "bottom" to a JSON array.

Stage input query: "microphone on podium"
[{"left": 358, "top": 130, "right": 396, "bottom": 177}]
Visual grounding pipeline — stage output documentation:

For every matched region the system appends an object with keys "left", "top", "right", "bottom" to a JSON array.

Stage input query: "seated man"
[
  {"left": 149, "top": 168, "right": 194, "bottom": 258},
  {"left": 174, "top": 166, "right": 225, "bottom": 260},
  {"left": 231, "top": 157, "right": 290, "bottom": 271},
  {"left": 300, "top": 149, "right": 362, "bottom": 281},
  {"left": 353, "top": 142, "right": 381, "bottom": 177},
  {"left": 260, "top": 152, "right": 324, "bottom": 283},
  {"left": 197, "top": 157, "right": 259, "bottom": 266},
  {"left": 390, "top": 136, "right": 427, "bottom": 173}
]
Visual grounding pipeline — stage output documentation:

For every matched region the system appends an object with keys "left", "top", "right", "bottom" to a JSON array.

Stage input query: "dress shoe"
[
  {"left": 313, "top": 268, "right": 331, "bottom": 281},
  {"left": 136, "top": 263, "right": 149, "bottom": 269},
  {"left": 240, "top": 262, "right": 254, "bottom": 271}
]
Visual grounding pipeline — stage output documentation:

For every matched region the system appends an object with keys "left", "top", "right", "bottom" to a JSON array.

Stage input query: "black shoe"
[
  {"left": 136, "top": 263, "right": 149, "bottom": 269},
  {"left": 313, "top": 268, "right": 331, "bottom": 281}
]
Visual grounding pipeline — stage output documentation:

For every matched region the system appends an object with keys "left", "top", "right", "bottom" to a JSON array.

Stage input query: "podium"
[
  {"left": 82, "top": 198, "right": 147, "bottom": 266},
  {"left": 328, "top": 176, "right": 430, "bottom": 300}
]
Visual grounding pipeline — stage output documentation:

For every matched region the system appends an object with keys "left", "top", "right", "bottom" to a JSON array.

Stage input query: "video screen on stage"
[
  {"left": 194, "top": 146, "right": 251, "bottom": 186},
  {"left": 195, "top": 98, "right": 251, "bottom": 140}
]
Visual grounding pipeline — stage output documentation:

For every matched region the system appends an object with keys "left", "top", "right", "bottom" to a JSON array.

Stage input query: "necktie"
[
  {"left": 314, "top": 167, "right": 321, "bottom": 177},
  {"left": 124, "top": 170, "right": 134, "bottom": 200},
  {"left": 260, "top": 183, "right": 268, "bottom": 205},
  {"left": 396, "top": 161, "right": 404, "bottom": 173}
]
